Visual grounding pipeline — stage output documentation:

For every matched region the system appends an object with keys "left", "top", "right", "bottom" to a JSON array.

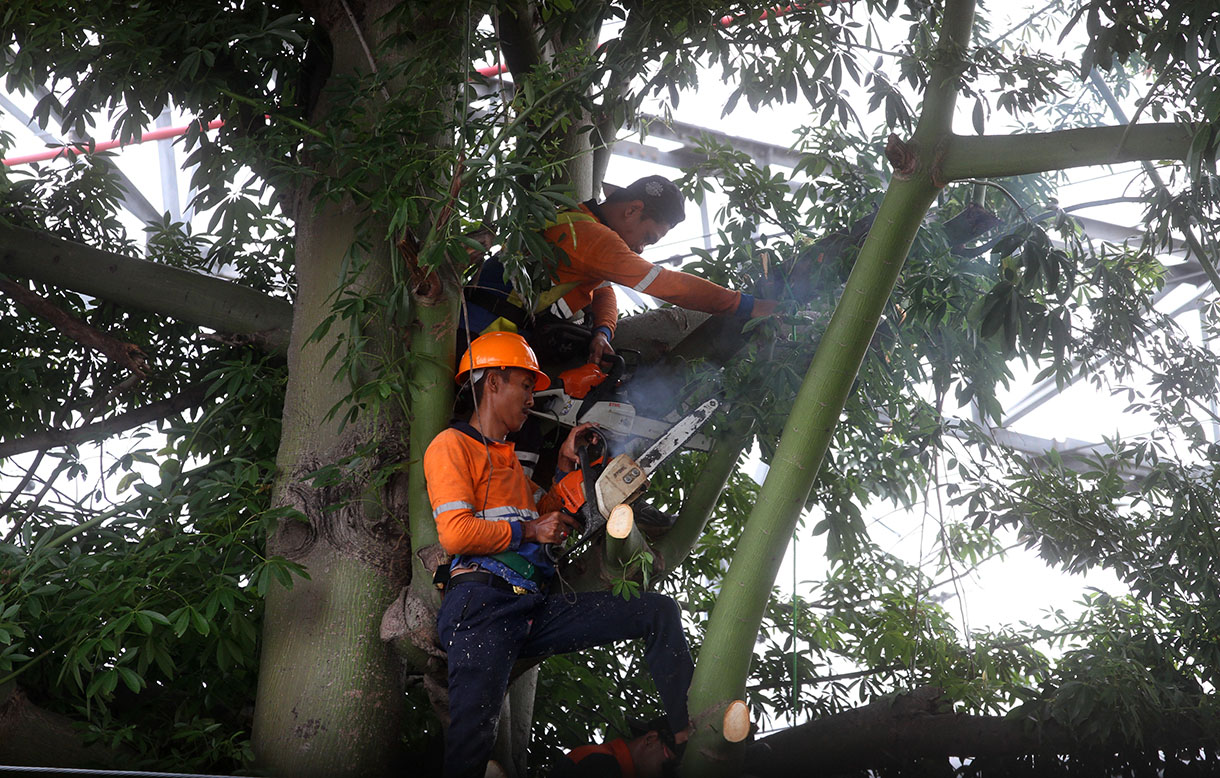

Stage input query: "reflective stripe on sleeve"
[
  {"left": 633, "top": 265, "right": 661, "bottom": 292},
  {"left": 477, "top": 505, "right": 540, "bottom": 521},
  {"left": 550, "top": 297, "right": 576, "bottom": 320},
  {"left": 433, "top": 500, "right": 474, "bottom": 519}
]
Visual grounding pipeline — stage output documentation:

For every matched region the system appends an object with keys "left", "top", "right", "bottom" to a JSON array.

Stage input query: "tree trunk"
[
  {"left": 251, "top": 3, "right": 416, "bottom": 773},
  {"left": 251, "top": 194, "right": 411, "bottom": 775}
]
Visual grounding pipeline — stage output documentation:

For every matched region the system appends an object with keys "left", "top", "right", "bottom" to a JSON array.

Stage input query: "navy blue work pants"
[{"left": 437, "top": 580, "right": 693, "bottom": 778}]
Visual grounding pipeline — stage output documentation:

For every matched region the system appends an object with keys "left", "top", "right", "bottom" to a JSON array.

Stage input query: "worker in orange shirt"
[
  {"left": 463, "top": 174, "right": 777, "bottom": 367},
  {"left": 463, "top": 175, "right": 776, "bottom": 477},
  {"left": 424, "top": 332, "right": 693, "bottom": 778},
  {"left": 550, "top": 720, "right": 682, "bottom": 778}
]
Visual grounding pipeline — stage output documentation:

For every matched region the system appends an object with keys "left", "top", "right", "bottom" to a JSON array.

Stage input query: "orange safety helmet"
[{"left": 455, "top": 331, "right": 551, "bottom": 391}]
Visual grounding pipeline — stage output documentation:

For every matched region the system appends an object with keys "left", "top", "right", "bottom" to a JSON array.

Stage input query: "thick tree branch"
[
  {"left": 0, "top": 278, "right": 148, "bottom": 378},
  {"left": 939, "top": 123, "right": 1195, "bottom": 182},
  {"left": 747, "top": 686, "right": 1220, "bottom": 777},
  {"left": 0, "top": 381, "right": 212, "bottom": 459},
  {"left": 0, "top": 223, "right": 293, "bottom": 352},
  {"left": 0, "top": 683, "right": 125, "bottom": 768},
  {"left": 495, "top": 0, "right": 543, "bottom": 80}
]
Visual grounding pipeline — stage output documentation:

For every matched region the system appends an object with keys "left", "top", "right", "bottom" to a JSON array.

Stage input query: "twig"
[
  {"left": 958, "top": 179, "right": 1031, "bottom": 222},
  {"left": 0, "top": 381, "right": 211, "bottom": 459},
  {"left": 0, "top": 279, "right": 148, "bottom": 379},
  {"left": 0, "top": 448, "right": 48, "bottom": 524}
]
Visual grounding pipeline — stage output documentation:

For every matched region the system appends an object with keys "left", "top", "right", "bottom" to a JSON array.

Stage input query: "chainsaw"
[
  {"left": 530, "top": 355, "right": 716, "bottom": 455},
  {"left": 546, "top": 397, "right": 720, "bottom": 561}
]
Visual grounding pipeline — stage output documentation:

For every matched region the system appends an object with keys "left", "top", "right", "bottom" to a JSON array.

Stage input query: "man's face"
[
  {"left": 491, "top": 368, "right": 537, "bottom": 433},
  {"left": 632, "top": 731, "right": 676, "bottom": 778},
  {"left": 607, "top": 200, "right": 672, "bottom": 253}
]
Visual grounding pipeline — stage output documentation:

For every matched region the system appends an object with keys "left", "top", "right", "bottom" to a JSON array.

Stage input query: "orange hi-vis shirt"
[
  {"left": 542, "top": 203, "right": 776, "bottom": 336},
  {"left": 424, "top": 422, "right": 564, "bottom": 591},
  {"left": 563, "top": 738, "right": 635, "bottom": 777}
]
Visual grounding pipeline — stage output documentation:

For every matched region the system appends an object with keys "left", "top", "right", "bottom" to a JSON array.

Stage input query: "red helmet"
[{"left": 455, "top": 332, "right": 550, "bottom": 391}]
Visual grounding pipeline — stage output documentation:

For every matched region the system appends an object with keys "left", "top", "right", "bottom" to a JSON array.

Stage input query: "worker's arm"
[
  {"left": 589, "top": 285, "right": 618, "bottom": 361},
  {"left": 564, "top": 222, "right": 774, "bottom": 318},
  {"left": 536, "top": 423, "right": 601, "bottom": 514},
  {"left": 589, "top": 284, "right": 618, "bottom": 335},
  {"left": 423, "top": 433, "right": 517, "bottom": 555}
]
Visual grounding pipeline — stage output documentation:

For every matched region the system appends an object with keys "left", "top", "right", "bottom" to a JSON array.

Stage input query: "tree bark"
[
  {"left": 0, "top": 683, "right": 126, "bottom": 768},
  {"left": 251, "top": 194, "right": 411, "bottom": 776},
  {"left": 250, "top": 4, "right": 414, "bottom": 774}
]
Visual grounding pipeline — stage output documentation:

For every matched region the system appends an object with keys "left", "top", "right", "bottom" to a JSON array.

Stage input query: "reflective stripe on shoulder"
[
  {"left": 633, "top": 265, "right": 661, "bottom": 292},
  {"left": 433, "top": 500, "right": 475, "bottom": 519},
  {"left": 550, "top": 296, "right": 577, "bottom": 320}
]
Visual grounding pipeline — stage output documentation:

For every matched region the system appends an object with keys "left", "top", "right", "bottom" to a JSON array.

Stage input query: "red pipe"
[
  {"left": 720, "top": 4, "right": 804, "bottom": 27},
  {"left": 5, "top": 5, "right": 810, "bottom": 165},
  {"left": 2, "top": 118, "right": 224, "bottom": 166}
]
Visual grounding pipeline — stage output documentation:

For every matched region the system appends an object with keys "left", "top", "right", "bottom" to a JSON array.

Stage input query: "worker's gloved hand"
[
  {"left": 524, "top": 510, "right": 582, "bottom": 545},
  {"left": 587, "top": 330, "right": 615, "bottom": 364},
  {"left": 557, "top": 422, "right": 600, "bottom": 473}
]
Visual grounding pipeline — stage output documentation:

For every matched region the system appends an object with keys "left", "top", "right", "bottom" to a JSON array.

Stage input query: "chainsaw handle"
[
  {"left": 577, "top": 354, "right": 625, "bottom": 419},
  {"left": 545, "top": 510, "right": 584, "bottom": 563}
]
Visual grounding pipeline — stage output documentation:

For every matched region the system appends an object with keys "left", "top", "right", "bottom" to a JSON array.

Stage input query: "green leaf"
[
  {"left": 118, "top": 666, "right": 143, "bottom": 693},
  {"left": 171, "top": 608, "right": 191, "bottom": 638},
  {"left": 191, "top": 608, "right": 211, "bottom": 637}
]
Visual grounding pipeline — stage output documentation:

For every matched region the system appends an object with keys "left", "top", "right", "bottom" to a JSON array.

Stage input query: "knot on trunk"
[
  {"left": 885, "top": 133, "right": 918, "bottom": 176},
  {"left": 269, "top": 437, "right": 410, "bottom": 579}
]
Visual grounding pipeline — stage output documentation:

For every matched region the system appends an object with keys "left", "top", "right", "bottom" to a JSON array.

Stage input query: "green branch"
[
  {"left": 0, "top": 224, "right": 293, "bottom": 351},
  {"left": 679, "top": 1, "right": 978, "bottom": 773},
  {"left": 939, "top": 123, "right": 1195, "bottom": 181}
]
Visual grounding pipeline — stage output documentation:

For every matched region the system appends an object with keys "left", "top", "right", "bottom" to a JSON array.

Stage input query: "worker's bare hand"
[
  {"left": 557, "top": 422, "right": 600, "bottom": 473},
  {"left": 523, "top": 511, "right": 581, "bottom": 544},
  {"left": 588, "top": 331, "right": 615, "bottom": 364}
]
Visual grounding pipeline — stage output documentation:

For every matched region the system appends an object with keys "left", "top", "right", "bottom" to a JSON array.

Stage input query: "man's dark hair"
[
  {"left": 603, "top": 175, "right": 686, "bottom": 227},
  {"left": 455, "top": 367, "right": 501, "bottom": 418}
]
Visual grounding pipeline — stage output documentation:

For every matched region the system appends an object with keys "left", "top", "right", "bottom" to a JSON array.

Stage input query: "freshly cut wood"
[
  {"left": 723, "top": 699, "right": 751, "bottom": 743},
  {"left": 606, "top": 503, "right": 635, "bottom": 539}
]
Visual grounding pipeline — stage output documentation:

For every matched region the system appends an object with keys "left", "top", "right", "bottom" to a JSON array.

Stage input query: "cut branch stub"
[
  {"left": 722, "top": 700, "right": 751, "bottom": 743},
  {"left": 398, "top": 226, "right": 496, "bottom": 303},
  {"left": 606, "top": 503, "right": 634, "bottom": 539}
]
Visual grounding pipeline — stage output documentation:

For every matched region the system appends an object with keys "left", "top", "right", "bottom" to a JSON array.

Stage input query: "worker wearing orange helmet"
[{"left": 424, "top": 332, "right": 693, "bottom": 778}]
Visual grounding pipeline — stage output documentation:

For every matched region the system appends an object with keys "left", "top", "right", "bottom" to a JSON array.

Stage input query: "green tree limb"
[
  {"left": 939, "top": 123, "right": 1195, "bottom": 181},
  {"left": 680, "top": 2, "right": 978, "bottom": 773},
  {"left": 0, "top": 223, "right": 293, "bottom": 351}
]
